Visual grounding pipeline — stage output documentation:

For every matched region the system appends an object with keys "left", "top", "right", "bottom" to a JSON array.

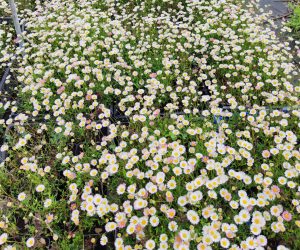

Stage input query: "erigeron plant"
[
  {"left": 14, "top": 0, "right": 300, "bottom": 123},
  {"left": 0, "top": 0, "right": 299, "bottom": 249},
  {"left": 0, "top": 23, "right": 15, "bottom": 71},
  {"left": 0, "top": 21, "right": 18, "bottom": 138},
  {"left": 2, "top": 108, "right": 300, "bottom": 249},
  {"left": 0, "top": 0, "right": 10, "bottom": 16}
]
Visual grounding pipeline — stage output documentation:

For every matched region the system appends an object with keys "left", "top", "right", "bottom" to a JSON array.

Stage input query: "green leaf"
[
  {"left": 294, "top": 7, "right": 300, "bottom": 16},
  {"left": 169, "top": 132, "right": 176, "bottom": 140}
]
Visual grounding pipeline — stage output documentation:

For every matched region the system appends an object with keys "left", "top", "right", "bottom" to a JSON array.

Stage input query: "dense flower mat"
[{"left": 0, "top": 0, "right": 299, "bottom": 249}]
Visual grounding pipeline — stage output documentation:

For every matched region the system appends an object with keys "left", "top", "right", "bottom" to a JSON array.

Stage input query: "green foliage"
[{"left": 288, "top": 4, "right": 300, "bottom": 34}]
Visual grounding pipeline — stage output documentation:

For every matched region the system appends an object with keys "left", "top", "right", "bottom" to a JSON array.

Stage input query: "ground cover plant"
[
  {"left": 0, "top": 0, "right": 299, "bottom": 249},
  {"left": 287, "top": 3, "right": 300, "bottom": 38}
]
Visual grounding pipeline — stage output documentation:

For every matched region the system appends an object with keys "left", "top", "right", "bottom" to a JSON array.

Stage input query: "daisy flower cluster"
[
  {"left": 0, "top": 21, "right": 15, "bottom": 72},
  {"left": 0, "top": 2, "right": 12, "bottom": 79},
  {"left": 0, "top": 0, "right": 10, "bottom": 16},
  {"left": 0, "top": 0, "right": 299, "bottom": 249}
]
